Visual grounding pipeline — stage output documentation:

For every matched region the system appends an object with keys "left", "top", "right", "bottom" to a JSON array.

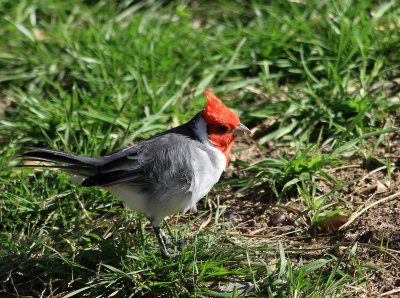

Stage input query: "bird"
[{"left": 22, "top": 90, "right": 250, "bottom": 258}]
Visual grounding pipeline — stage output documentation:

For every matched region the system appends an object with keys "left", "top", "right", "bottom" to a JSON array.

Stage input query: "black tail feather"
[{"left": 22, "top": 148, "right": 104, "bottom": 177}]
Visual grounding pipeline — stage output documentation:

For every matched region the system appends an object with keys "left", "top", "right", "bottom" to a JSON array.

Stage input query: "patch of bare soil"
[{"left": 171, "top": 131, "right": 400, "bottom": 297}]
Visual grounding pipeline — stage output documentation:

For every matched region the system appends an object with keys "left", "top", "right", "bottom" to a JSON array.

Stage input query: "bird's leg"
[
  {"left": 159, "top": 227, "right": 172, "bottom": 246},
  {"left": 153, "top": 226, "right": 180, "bottom": 259}
]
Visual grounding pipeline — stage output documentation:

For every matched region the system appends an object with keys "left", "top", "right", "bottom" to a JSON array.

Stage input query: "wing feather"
[{"left": 82, "top": 134, "right": 195, "bottom": 192}]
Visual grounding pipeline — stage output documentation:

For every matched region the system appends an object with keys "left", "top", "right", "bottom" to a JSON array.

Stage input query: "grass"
[{"left": 1, "top": 0, "right": 399, "bottom": 296}]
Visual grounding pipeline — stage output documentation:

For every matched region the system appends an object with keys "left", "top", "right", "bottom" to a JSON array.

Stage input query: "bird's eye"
[{"left": 217, "top": 125, "right": 228, "bottom": 133}]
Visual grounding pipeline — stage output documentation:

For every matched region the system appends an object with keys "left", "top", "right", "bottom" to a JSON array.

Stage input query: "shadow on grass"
[{"left": 0, "top": 219, "right": 147, "bottom": 297}]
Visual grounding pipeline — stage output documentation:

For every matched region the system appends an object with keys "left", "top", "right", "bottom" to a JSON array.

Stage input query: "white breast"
[
  {"left": 186, "top": 144, "right": 225, "bottom": 212},
  {"left": 185, "top": 115, "right": 226, "bottom": 212}
]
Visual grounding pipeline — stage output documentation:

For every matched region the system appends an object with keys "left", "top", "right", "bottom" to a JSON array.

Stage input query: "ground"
[{"left": 164, "top": 132, "right": 400, "bottom": 297}]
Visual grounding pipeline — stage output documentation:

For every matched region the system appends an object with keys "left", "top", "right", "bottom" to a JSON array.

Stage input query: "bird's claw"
[
  {"left": 153, "top": 226, "right": 184, "bottom": 259},
  {"left": 161, "top": 250, "right": 181, "bottom": 259},
  {"left": 172, "top": 237, "right": 190, "bottom": 246}
]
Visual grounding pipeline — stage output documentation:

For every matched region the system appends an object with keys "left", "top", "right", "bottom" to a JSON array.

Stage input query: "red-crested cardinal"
[{"left": 23, "top": 90, "right": 250, "bottom": 258}]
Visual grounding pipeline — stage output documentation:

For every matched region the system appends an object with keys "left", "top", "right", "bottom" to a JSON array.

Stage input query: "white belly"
[{"left": 107, "top": 184, "right": 191, "bottom": 225}]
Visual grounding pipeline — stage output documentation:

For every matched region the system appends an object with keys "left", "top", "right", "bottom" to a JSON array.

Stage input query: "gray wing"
[{"left": 82, "top": 133, "right": 195, "bottom": 194}]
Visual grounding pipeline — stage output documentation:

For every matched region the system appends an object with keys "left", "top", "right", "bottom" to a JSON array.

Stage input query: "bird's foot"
[
  {"left": 161, "top": 250, "right": 181, "bottom": 259},
  {"left": 172, "top": 237, "right": 190, "bottom": 246},
  {"left": 160, "top": 228, "right": 190, "bottom": 248},
  {"left": 153, "top": 226, "right": 182, "bottom": 259}
]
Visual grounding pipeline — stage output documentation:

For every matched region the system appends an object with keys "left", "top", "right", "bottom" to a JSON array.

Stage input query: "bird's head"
[{"left": 202, "top": 90, "right": 250, "bottom": 164}]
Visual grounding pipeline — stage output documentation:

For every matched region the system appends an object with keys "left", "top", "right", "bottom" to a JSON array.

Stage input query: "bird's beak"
[{"left": 232, "top": 123, "right": 251, "bottom": 136}]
